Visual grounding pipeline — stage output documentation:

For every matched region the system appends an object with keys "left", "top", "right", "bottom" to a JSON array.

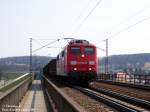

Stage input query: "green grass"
[
  {"left": 1, "top": 71, "right": 29, "bottom": 80},
  {"left": 2, "top": 73, "right": 22, "bottom": 79},
  {"left": 0, "top": 73, "right": 31, "bottom": 92}
]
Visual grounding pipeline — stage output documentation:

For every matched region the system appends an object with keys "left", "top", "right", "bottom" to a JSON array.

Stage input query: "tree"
[
  {"left": 134, "top": 68, "right": 139, "bottom": 74},
  {"left": 123, "top": 68, "right": 128, "bottom": 73},
  {"left": 129, "top": 67, "right": 134, "bottom": 75},
  {"left": 0, "top": 70, "right": 2, "bottom": 80}
]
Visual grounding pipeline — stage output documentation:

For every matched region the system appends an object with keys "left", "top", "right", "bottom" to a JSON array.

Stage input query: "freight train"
[{"left": 43, "top": 39, "right": 98, "bottom": 84}]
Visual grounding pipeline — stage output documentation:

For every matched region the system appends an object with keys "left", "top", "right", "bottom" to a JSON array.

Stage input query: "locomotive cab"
[{"left": 56, "top": 39, "right": 97, "bottom": 83}]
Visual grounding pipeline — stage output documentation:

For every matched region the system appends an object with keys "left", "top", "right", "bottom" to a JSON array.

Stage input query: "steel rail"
[
  {"left": 75, "top": 86, "right": 142, "bottom": 112},
  {"left": 90, "top": 86, "right": 150, "bottom": 110},
  {"left": 96, "top": 80, "right": 150, "bottom": 90}
]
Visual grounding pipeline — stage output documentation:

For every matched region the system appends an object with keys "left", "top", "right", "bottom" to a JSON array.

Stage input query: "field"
[
  {"left": 0, "top": 72, "right": 31, "bottom": 91},
  {"left": 1, "top": 71, "right": 29, "bottom": 80},
  {"left": 0, "top": 71, "right": 29, "bottom": 88}
]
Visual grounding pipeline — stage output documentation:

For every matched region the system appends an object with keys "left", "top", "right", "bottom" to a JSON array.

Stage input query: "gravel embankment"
[
  {"left": 60, "top": 86, "right": 115, "bottom": 112},
  {"left": 91, "top": 82, "right": 150, "bottom": 101}
]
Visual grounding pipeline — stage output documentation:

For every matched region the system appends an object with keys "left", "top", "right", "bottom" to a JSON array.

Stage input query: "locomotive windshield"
[
  {"left": 84, "top": 47, "right": 94, "bottom": 54},
  {"left": 71, "top": 47, "right": 81, "bottom": 54}
]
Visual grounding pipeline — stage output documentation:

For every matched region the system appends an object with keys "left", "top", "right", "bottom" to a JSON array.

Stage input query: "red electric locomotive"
[{"left": 56, "top": 39, "right": 97, "bottom": 83}]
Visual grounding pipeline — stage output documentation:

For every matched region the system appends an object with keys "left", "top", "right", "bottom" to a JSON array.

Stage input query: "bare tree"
[{"left": 0, "top": 70, "right": 2, "bottom": 80}]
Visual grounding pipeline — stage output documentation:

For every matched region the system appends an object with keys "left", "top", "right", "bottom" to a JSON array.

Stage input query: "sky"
[{"left": 0, "top": 0, "right": 150, "bottom": 58}]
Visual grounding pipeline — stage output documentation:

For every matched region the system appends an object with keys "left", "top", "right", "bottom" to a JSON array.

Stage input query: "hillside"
[
  {"left": 0, "top": 56, "right": 52, "bottom": 72},
  {"left": 100, "top": 53, "right": 150, "bottom": 73},
  {"left": 0, "top": 53, "right": 150, "bottom": 74}
]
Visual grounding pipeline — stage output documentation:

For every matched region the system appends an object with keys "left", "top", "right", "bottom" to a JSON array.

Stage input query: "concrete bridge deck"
[{"left": 17, "top": 80, "right": 48, "bottom": 112}]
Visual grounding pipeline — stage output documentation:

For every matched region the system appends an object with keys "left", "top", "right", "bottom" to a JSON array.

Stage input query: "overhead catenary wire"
[
  {"left": 76, "top": 0, "right": 93, "bottom": 20},
  {"left": 32, "top": 39, "right": 45, "bottom": 47},
  {"left": 31, "top": 37, "right": 76, "bottom": 55},
  {"left": 32, "top": 39, "right": 60, "bottom": 53},
  {"left": 101, "top": 16, "right": 150, "bottom": 73},
  {"left": 47, "top": 46, "right": 63, "bottom": 49},
  {"left": 72, "top": 0, "right": 93, "bottom": 27},
  {"left": 99, "top": 6, "right": 150, "bottom": 60},
  {"left": 107, "top": 16, "right": 150, "bottom": 39},
  {"left": 32, "top": 38, "right": 57, "bottom": 40},
  {"left": 33, "top": 39, "right": 62, "bottom": 49},
  {"left": 60, "top": 0, "right": 103, "bottom": 42},
  {"left": 28, "top": 33, "right": 58, "bottom": 40},
  {"left": 72, "top": 0, "right": 103, "bottom": 35},
  {"left": 109, "top": 6, "right": 150, "bottom": 32},
  {"left": 97, "top": 47, "right": 106, "bottom": 52},
  {"left": 64, "top": 0, "right": 93, "bottom": 38}
]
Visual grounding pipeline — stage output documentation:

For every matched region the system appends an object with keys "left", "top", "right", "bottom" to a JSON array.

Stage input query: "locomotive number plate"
[{"left": 77, "top": 61, "right": 88, "bottom": 64}]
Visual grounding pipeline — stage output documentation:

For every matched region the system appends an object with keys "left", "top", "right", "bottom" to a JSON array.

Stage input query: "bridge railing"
[
  {"left": 98, "top": 73, "right": 150, "bottom": 86},
  {"left": 41, "top": 75, "right": 86, "bottom": 112},
  {"left": 0, "top": 73, "right": 33, "bottom": 112}
]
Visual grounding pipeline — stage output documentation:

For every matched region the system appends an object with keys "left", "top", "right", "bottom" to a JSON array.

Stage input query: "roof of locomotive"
[
  {"left": 57, "top": 39, "right": 96, "bottom": 56},
  {"left": 67, "top": 39, "right": 95, "bottom": 47},
  {"left": 69, "top": 39, "right": 89, "bottom": 44}
]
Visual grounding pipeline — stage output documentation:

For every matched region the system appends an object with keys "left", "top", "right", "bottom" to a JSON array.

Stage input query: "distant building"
[{"left": 116, "top": 72, "right": 130, "bottom": 82}]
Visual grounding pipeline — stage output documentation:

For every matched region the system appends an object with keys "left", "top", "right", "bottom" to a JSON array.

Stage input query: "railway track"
[
  {"left": 97, "top": 80, "right": 150, "bottom": 91},
  {"left": 89, "top": 86, "right": 150, "bottom": 110},
  {"left": 44, "top": 77, "right": 118, "bottom": 112},
  {"left": 42, "top": 75, "right": 86, "bottom": 112},
  {"left": 42, "top": 75, "right": 150, "bottom": 112},
  {"left": 74, "top": 86, "right": 150, "bottom": 112},
  {"left": 91, "top": 81, "right": 150, "bottom": 102}
]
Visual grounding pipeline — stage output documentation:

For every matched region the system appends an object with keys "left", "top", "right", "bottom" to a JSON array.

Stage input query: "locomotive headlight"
[
  {"left": 81, "top": 54, "right": 85, "bottom": 57},
  {"left": 70, "top": 61, "right": 77, "bottom": 65},
  {"left": 74, "top": 68, "right": 77, "bottom": 70},
  {"left": 89, "top": 61, "right": 95, "bottom": 65}
]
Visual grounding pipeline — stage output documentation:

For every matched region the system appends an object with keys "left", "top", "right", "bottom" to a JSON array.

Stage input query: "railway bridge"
[
  {"left": 0, "top": 73, "right": 86, "bottom": 112},
  {"left": 0, "top": 73, "right": 150, "bottom": 112}
]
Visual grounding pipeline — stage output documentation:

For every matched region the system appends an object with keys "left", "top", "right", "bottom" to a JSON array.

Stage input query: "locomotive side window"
[
  {"left": 57, "top": 55, "right": 59, "bottom": 60},
  {"left": 85, "top": 47, "right": 94, "bottom": 54},
  {"left": 71, "top": 47, "right": 81, "bottom": 54},
  {"left": 61, "top": 51, "right": 65, "bottom": 57}
]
